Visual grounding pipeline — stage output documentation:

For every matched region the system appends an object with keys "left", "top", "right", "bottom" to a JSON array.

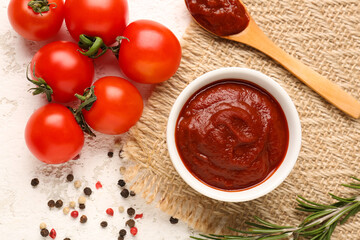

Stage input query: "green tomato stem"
[
  {"left": 71, "top": 86, "right": 97, "bottom": 137},
  {"left": 26, "top": 63, "right": 53, "bottom": 102},
  {"left": 77, "top": 34, "right": 130, "bottom": 59},
  {"left": 109, "top": 36, "right": 130, "bottom": 59},
  {"left": 28, "top": 0, "right": 57, "bottom": 15},
  {"left": 78, "top": 35, "right": 108, "bottom": 59}
]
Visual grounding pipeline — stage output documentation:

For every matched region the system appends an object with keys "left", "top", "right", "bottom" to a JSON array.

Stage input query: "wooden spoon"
[{"left": 185, "top": 0, "right": 360, "bottom": 118}]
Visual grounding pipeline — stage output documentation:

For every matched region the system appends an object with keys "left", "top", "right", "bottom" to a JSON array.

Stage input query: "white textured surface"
[{"left": 0, "top": 0, "right": 192, "bottom": 239}]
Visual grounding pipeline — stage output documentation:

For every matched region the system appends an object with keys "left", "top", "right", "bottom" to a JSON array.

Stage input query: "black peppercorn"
[
  {"left": 107, "top": 151, "right": 114, "bottom": 158},
  {"left": 66, "top": 174, "right": 74, "bottom": 182},
  {"left": 55, "top": 200, "right": 63, "bottom": 208},
  {"left": 127, "top": 207, "right": 135, "bottom": 216},
  {"left": 80, "top": 215, "right": 87, "bottom": 223},
  {"left": 125, "top": 219, "right": 135, "bottom": 228},
  {"left": 79, "top": 203, "right": 86, "bottom": 210},
  {"left": 47, "top": 200, "right": 55, "bottom": 208},
  {"left": 120, "top": 189, "right": 129, "bottom": 198},
  {"left": 31, "top": 178, "right": 39, "bottom": 187},
  {"left": 40, "top": 228, "right": 49, "bottom": 237},
  {"left": 118, "top": 179, "right": 126, "bottom": 187},
  {"left": 118, "top": 237, "right": 124, "bottom": 240},
  {"left": 170, "top": 216, "right": 179, "bottom": 224},
  {"left": 64, "top": 238, "right": 71, "bottom": 240},
  {"left": 130, "top": 191, "right": 136, "bottom": 197},
  {"left": 84, "top": 187, "right": 92, "bottom": 196},
  {"left": 100, "top": 221, "right": 108, "bottom": 228},
  {"left": 119, "top": 229, "right": 127, "bottom": 237}
]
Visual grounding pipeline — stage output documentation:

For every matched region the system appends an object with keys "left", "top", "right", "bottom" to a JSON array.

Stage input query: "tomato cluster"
[{"left": 9, "top": 0, "right": 182, "bottom": 164}]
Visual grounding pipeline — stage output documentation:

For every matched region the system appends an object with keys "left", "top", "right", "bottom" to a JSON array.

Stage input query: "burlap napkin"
[{"left": 123, "top": 0, "right": 360, "bottom": 238}]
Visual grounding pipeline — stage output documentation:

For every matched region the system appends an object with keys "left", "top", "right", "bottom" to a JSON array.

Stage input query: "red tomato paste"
[
  {"left": 175, "top": 80, "right": 289, "bottom": 191},
  {"left": 185, "top": 0, "right": 250, "bottom": 36}
]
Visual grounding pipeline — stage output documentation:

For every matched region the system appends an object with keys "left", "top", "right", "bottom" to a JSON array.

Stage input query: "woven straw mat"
[{"left": 123, "top": 0, "right": 360, "bottom": 238}]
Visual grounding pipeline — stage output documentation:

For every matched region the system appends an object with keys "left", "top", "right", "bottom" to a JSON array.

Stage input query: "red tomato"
[
  {"left": 64, "top": 0, "right": 128, "bottom": 45},
  {"left": 8, "top": 0, "right": 64, "bottom": 41},
  {"left": 25, "top": 103, "right": 84, "bottom": 164},
  {"left": 82, "top": 77, "right": 143, "bottom": 135},
  {"left": 31, "top": 41, "right": 94, "bottom": 103},
  {"left": 118, "top": 20, "right": 182, "bottom": 84}
]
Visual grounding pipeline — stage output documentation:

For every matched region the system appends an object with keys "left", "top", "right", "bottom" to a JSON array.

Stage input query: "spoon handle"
[{"left": 228, "top": 19, "right": 360, "bottom": 118}]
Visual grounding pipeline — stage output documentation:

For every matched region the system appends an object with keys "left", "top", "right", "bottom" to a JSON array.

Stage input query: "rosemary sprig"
[{"left": 192, "top": 177, "right": 360, "bottom": 240}]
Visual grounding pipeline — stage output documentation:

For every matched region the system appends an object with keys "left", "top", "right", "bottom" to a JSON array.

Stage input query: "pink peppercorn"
[
  {"left": 49, "top": 228, "right": 56, "bottom": 239},
  {"left": 71, "top": 210, "right": 79, "bottom": 218},
  {"left": 106, "top": 208, "right": 114, "bottom": 216},
  {"left": 134, "top": 213, "right": 143, "bottom": 219},
  {"left": 95, "top": 181, "right": 102, "bottom": 189},
  {"left": 130, "top": 227, "right": 138, "bottom": 236}
]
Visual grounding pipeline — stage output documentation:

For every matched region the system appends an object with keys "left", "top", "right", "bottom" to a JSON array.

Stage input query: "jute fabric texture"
[{"left": 123, "top": 0, "right": 360, "bottom": 238}]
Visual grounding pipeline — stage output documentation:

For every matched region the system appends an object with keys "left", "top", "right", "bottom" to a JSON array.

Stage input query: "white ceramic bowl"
[{"left": 166, "top": 67, "right": 301, "bottom": 202}]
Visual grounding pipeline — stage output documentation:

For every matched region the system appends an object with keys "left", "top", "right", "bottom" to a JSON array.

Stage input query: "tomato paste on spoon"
[{"left": 185, "top": 0, "right": 250, "bottom": 36}]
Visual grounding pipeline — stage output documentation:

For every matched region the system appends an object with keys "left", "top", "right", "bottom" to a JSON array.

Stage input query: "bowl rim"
[{"left": 166, "top": 67, "right": 301, "bottom": 202}]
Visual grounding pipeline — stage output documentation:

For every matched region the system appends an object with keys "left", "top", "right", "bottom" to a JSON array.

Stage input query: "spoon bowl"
[{"left": 185, "top": 0, "right": 360, "bottom": 118}]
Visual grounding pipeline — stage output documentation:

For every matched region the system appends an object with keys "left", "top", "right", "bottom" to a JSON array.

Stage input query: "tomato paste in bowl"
[
  {"left": 175, "top": 80, "right": 289, "bottom": 191},
  {"left": 167, "top": 68, "right": 301, "bottom": 202}
]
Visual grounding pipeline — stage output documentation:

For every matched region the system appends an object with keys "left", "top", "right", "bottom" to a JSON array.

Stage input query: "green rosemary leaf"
[
  {"left": 190, "top": 236, "right": 212, "bottom": 240},
  {"left": 248, "top": 228, "right": 288, "bottom": 234},
  {"left": 297, "top": 196, "right": 335, "bottom": 208},
  {"left": 309, "top": 232, "right": 324, "bottom": 240},
  {"left": 228, "top": 228, "right": 260, "bottom": 235},
  {"left": 297, "top": 200, "right": 330, "bottom": 211},
  {"left": 317, "top": 230, "right": 330, "bottom": 240},
  {"left": 257, "top": 233, "right": 291, "bottom": 240},
  {"left": 321, "top": 228, "right": 332, "bottom": 240},
  {"left": 298, "top": 221, "right": 322, "bottom": 233},
  {"left": 342, "top": 184, "right": 360, "bottom": 189},
  {"left": 303, "top": 209, "right": 334, "bottom": 224},
  {"left": 325, "top": 202, "right": 360, "bottom": 227},
  {"left": 331, "top": 201, "right": 348, "bottom": 208},
  {"left": 220, "top": 237, "right": 255, "bottom": 240},
  {"left": 253, "top": 216, "right": 293, "bottom": 229},
  {"left": 207, "top": 234, "right": 242, "bottom": 239},
  {"left": 299, "top": 225, "right": 327, "bottom": 236},
  {"left": 220, "top": 235, "right": 246, "bottom": 239},
  {"left": 329, "top": 193, "right": 356, "bottom": 203},
  {"left": 350, "top": 176, "right": 360, "bottom": 182},
  {"left": 208, "top": 234, "right": 255, "bottom": 240},
  {"left": 326, "top": 223, "right": 337, "bottom": 239},
  {"left": 245, "top": 222, "right": 273, "bottom": 230},
  {"left": 309, "top": 224, "right": 333, "bottom": 240},
  {"left": 297, "top": 196, "right": 337, "bottom": 209},
  {"left": 221, "top": 236, "right": 255, "bottom": 240},
  {"left": 340, "top": 205, "right": 360, "bottom": 225},
  {"left": 349, "top": 183, "right": 360, "bottom": 187}
]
